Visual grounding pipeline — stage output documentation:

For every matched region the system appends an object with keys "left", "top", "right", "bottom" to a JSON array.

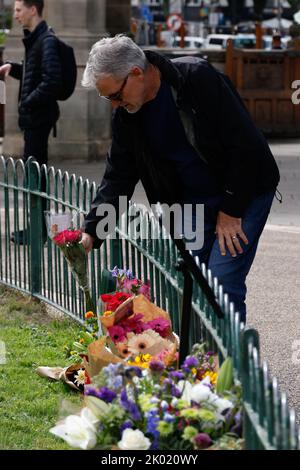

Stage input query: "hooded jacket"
[
  {"left": 8, "top": 20, "right": 61, "bottom": 130},
  {"left": 84, "top": 51, "right": 280, "bottom": 247}
]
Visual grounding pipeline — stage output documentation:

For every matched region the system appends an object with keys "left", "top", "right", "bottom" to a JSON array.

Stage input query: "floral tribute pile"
[
  {"left": 45, "top": 267, "right": 243, "bottom": 450},
  {"left": 50, "top": 344, "right": 243, "bottom": 450}
]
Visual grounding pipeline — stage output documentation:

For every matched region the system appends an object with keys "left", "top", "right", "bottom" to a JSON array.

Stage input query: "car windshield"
[{"left": 209, "top": 38, "right": 224, "bottom": 45}]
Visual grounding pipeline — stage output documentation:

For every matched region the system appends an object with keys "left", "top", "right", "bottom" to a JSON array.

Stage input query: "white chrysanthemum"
[
  {"left": 74, "top": 369, "right": 86, "bottom": 386},
  {"left": 127, "top": 329, "right": 173, "bottom": 356}
]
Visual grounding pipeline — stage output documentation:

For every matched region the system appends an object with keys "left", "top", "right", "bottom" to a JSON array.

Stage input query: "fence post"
[
  {"left": 176, "top": 258, "right": 193, "bottom": 364},
  {"left": 110, "top": 232, "right": 123, "bottom": 270},
  {"left": 27, "top": 159, "right": 42, "bottom": 295}
]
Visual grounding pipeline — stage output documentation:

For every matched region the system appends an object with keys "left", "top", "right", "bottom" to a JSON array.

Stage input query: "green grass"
[{"left": 0, "top": 285, "right": 84, "bottom": 450}]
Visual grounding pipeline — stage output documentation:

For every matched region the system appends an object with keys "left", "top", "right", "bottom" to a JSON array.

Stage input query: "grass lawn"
[{"left": 0, "top": 285, "right": 84, "bottom": 450}]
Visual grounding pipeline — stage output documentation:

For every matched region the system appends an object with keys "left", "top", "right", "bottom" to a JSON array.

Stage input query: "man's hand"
[
  {"left": 216, "top": 211, "right": 249, "bottom": 257},
  {"left": 0, "top": 63, "right": 11, "bottom": 77},
  {"left": 81, "top": 232, "right": 95, "bottom": 254}
]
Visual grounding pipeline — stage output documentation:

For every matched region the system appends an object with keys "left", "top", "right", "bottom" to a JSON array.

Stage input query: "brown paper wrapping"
[
  {"left": 35, "top": 363, "right": 84, "bottom": 391},
  {"left": 83, "top": 337, "right": 126, "bottom": 379},
  {"left": 100, "top": 294, "right": 172, "bottom": 331}
]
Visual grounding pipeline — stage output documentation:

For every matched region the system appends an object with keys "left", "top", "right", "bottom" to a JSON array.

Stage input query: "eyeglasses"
[{"left": 99, "top": 75, "right": 129, "bottom": 102}]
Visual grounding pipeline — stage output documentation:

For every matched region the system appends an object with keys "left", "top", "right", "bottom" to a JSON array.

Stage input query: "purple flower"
[
  {"left": 163, "top": 412, "right": 175, "bottom": 423},
  {"left": 193, "top": 433, "right": 212, "bottom": 449},
  {"left": 120, "top": 420, "right": 133, "bottom": 433},
  {"left": 145, "top": 408, "right": 160, "bottom": 449},
  {"left": 182, "top": 356, "right": 198, "bottom": 369},
  {"left": 120, "top": 388, "right": 141, "bottom": 421},
  {"left": 149, "top": 359, "right": 165, "bottom": 372},
  {"left": 124, "top": 366, "right": 143, "bottom": 379},
  {"left": 163, "top": 378, "right": 181, "bottom": 398},
  {"left": 97, "top": 386, "right": 117, "bottom": 403},
  {"left": 84, "top": 386, "right": 98, "bottom": 397},
  {"left": 170, "top": 371, "right": 185, "bottom": 380},
  {"left": 84, "top": 386, "right": 116, "bottom": 403}
]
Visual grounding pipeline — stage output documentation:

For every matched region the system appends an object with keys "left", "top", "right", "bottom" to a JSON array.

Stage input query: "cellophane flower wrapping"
[{"left": 49, "top": 224, "right": 96, "bottom": 314}]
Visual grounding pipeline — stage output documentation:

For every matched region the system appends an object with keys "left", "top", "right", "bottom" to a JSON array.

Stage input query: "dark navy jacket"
[
  {"left": 84, "top": 51, "right": 280, "bottom": 247},
  {"left": 8, "top": 20, "right": 61, "bottom": 129}
]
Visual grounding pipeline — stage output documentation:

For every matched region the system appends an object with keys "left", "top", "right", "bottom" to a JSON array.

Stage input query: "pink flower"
[
  {"left": 144, "top": 317, "right": 170, "bottom": 338},
  {"left": 121, "top": 313, "right": 145, "bottom": 334},
  {"left": 136, "top": 281, "right": 151, "bottom": 299},
  {"left": 107, "top": 325, "right": 126, "bottom": 344}
]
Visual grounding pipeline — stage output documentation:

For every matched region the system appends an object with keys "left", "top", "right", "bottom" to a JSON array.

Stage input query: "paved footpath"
[{"left": 46, "top": 138, "right": 299, "bottom": 418}]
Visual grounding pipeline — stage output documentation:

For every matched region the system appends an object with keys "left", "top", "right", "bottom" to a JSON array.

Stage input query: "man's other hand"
[
  {"left": 81, "top": 232, "right": 95, "bottom": 254},
  {"left": 216, "top": 211, "right": 249, "bottom": 257},
  {"left": 0, "top": 64, "right": 12, "bottom": 77}
]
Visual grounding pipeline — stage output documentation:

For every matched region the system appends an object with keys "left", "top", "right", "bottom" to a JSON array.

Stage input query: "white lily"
[
  {"left": 50, "top": 413, "right": 97, "bottom": 450},
  {"left": 177, "top": 380, "right": 193, "bottom": 404}
]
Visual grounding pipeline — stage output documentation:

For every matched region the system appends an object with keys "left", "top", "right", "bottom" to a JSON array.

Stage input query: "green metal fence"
[{"left": 0, "top": 156, "right": 299, "bottom": 450}]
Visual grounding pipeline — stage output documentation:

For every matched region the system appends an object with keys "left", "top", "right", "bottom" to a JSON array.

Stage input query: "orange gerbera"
[{"left": 85, "top": 311, "right": 94, "bottom": 319}]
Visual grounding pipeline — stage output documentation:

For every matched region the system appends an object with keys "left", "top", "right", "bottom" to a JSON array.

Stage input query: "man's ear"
[{"left": 130, "top": 67, "right": 144, "bottom": 78}]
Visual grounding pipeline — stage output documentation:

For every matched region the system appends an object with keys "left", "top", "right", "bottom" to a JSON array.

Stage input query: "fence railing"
[{"left": 0, "top": 157, "right": 299, "bottom": 450}]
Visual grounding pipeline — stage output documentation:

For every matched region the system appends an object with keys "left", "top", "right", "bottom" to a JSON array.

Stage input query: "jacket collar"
[
  {"left": 23, "top": 20, "right": 48, "bottom": 49},
  {"left": 144, "top": 50, "right": 185, "bottom": 93}
]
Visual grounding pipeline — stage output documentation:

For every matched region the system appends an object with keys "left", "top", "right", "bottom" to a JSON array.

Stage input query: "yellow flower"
[
  {"left": 79, "top": 338, "right": 85, "bottom": 344},
  {"left": 85, "top": 311, "right": 94, "bottom": 319},
  {"left": 128, "top": 353, "right": 152, "bottom": 369},
  {"left": 191, "top": 368, "right": 197, "bottom": 375},
  {"left": 202, "top": 371, "right": 218, "bottom": 385},
  {"left": 103, "top": 310, "right": 113, "bottom": 317}
]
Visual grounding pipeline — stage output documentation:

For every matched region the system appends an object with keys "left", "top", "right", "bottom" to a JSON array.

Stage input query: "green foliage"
[{"left": 0, "top": 287, "right": 83, "bottom": 450}]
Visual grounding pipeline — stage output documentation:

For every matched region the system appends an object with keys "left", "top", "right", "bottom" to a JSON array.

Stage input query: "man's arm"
[
  {"left": 83, "top": 117, "right": 139, "bottom": 251},
  {"left": 22, "top": 35, "right": 62, "bottom": 108}
]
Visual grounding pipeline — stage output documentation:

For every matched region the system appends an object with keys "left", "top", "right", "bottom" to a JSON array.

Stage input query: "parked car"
[
  {"left": 173, "top": 36, "right": 204, "bottom": 49},
  {"left": 203, "top": 34, "right": 234, "bottom": 50}
]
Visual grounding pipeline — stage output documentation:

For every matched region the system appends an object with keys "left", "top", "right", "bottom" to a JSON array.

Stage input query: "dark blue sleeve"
[
  {"left": 84, "top": 113, "right": 139, "bottom": 248},
  {"left": 23, "top": 35, "right": 62, "bottom": 108}
]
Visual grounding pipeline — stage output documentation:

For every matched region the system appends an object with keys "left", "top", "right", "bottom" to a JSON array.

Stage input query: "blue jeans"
[{"left": 191, "top": 191, "right": 275, "bottom": 322}]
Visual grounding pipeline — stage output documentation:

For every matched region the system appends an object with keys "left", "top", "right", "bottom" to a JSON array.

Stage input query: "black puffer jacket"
[{"left": 8, "top": 20, "right": 61, "bottom": 130}]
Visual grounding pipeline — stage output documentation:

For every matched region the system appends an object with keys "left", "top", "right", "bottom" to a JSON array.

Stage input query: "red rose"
[{"left": 53, "top": 229, "right": 82, "bottom": 246}]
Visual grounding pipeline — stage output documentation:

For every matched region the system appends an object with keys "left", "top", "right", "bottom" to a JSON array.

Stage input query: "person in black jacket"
[
  {"left": 0, "top": 0, "right": 62, "bottom": 244},
  {"left": 81, "top": 35, "right": 280, "bottom": 322}
]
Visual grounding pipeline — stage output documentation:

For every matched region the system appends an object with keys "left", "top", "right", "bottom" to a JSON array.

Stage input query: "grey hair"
[{"left": 82, "top": 34, "right": 147, "bottom": 89}]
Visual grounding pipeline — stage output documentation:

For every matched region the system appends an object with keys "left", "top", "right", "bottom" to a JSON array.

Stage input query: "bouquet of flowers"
[
  {"left": 46, "top": 212, "right": 96, "bottom": 314},
  {"left": 50, "top": 345, "right": 243, "bottom": 450}
]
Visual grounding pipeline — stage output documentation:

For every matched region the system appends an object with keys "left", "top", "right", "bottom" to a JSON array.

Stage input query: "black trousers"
[{"left": 23, "top": 124, "right": 53, "bottom": 166}]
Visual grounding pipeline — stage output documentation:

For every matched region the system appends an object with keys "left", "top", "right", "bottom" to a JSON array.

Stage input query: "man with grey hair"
[{"left": 81, "top": 34, "right": 280, "bottom": 322}]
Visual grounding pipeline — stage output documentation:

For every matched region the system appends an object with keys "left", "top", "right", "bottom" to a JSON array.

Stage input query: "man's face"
[
  {"left": 14, "top": 1, "right": 36, "bottom": 29},
  {"left": 96, "top": 69, "right": 146, "bottom": 114}
]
